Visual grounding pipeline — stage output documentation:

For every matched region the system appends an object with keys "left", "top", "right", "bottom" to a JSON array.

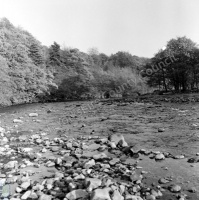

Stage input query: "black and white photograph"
[{"left": 0, "top": 0, "right": 199, "bottom": 199}]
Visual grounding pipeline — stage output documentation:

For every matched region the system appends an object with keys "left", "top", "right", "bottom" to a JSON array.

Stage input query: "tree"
[
  {"left": 109, "top": 51, "right": 137, "bottom": 68},
  {"left": 87, "top": 47, "right": 99, "bottom": 56},
  {"left": 29, "top": 42, "right": 44, "bottom": 66},
  {"left": 48, "top": 42, "right": 61, "bottom": 66},
  {"left": 166, "top": 36, "right": 197, "bottom": 91},
  {"left": 0, "top": 18, "right": 56, "bottom": 105},
  {"left": 56, "top": 75, "right": 90, "bottom": 99},
  {"left": 144, "top": 36, "right": 199, "bottom": 92}
]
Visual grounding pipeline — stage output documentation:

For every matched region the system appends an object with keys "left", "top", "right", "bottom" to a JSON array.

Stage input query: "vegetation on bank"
[
  {"left": 0, "top": 18, "right": 56, "bottom": 105},
  {"left": 0, "top": 18, "right": 198, "bottom": 106},
  {"left": 143, "top": 37, "right": 199, "bottom": 93},
  {"left": 0, "top": 18, "right": 148, "bottom": 105}
]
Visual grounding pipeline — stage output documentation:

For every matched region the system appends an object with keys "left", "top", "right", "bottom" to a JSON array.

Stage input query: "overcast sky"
[{"left": 0, "top": 0, "right": 199, "bottom": 57}]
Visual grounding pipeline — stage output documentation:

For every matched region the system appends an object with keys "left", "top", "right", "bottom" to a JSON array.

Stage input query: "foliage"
[
  {"left": 0, "top": 18, "right": 56, "bottom": 105},
  {"left": 29, "top": 42, "right": 44, "bottom": 66},
  {"left": 0, "top": 18, "right": 149, "bottom": 105},
  {"left": 48, "top": 42, "right": 61, "bottom": 66},
  {"left": 55, "top": 75, "right": 91, "bottom": 99},
  {"left": 143, "top": 36, "right": 199, "bottom": 92}
]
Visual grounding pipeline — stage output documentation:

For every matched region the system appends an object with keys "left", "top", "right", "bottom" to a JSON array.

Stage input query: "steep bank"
[
  {"left": 0, "top": 18, "right": 148, "bottom": 106},
  {"left": 0, "top": 18, "right": 56, "bottom": 106}
]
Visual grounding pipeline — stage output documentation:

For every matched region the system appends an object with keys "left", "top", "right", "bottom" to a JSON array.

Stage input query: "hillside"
[
  {"left": 0, "top": 18, "right": 56, "bottom": 106},
  {"left": 0, "top": 18, "right": 148, "bottom": 106}
]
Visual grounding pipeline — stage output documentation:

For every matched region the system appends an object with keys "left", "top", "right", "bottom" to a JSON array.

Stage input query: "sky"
[{"left": 0, "top": 0, "right": 199, "bottom": 58}]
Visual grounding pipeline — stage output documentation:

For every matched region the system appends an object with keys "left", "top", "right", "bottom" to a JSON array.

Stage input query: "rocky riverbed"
[{"left": 0, "top": 99, "right": 198, "bottom": 200}]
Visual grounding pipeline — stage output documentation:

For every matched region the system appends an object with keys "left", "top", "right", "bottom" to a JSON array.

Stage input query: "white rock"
[
  {"left": 21, "top": 181, "right": 30, "bottom": 190},
  {"left": 170, "top": 185, "right": 181, "bottom": 193},
  {"left": 112, "top": 190, "right": 124, "bottom": 200},
  {"left": 109, "top": 134, "right": 127, "bottom": 146},
  {"left": 29, "top": 113, "right": 39, "bottom": 117},
  {"left": 0, "top": 127, "right": 5, "bottom": 133},
  {"left": 155, "top": 153, "right": 165, "bottom": 160},
  {"left": 85, "top": 178, "right": 102, "bottom": 192},
  {"left": 109, "top": 142, "right": 117, "bottom": 148},
  {"left": 21, "top": 190, "right": 31, "bottom": 199},
  {"left": 84, "top": 159, "right": 95, "bottom": 168},
  {"left": 46, "top": 184, "right": 53, "bottom": 190},
  {"left": 39, "top": 194, "right": 52, "bottom": 200},
  {"left": 91, "top": 188, "right": 111, "bottom": 200},
  {"left": 65, "top": 189, "right": 88, "bottom": 200},
  {"left": 4, "top": 161, "right": 18, "bottom": 169},
  {"left": 13, "top": 119, "right": 23, "bottom": 123},
  {"left": 125, "top": 195, "right": 143, "bottom": 200},
  {"left": 93, "top": 153, "right": 107, "bottom": 160},
  {"left": 21, "top": 148, "right": 33, "bottom": 152},
  {"left": 15, "top": 187, "right": 22, "bottom": 193}
]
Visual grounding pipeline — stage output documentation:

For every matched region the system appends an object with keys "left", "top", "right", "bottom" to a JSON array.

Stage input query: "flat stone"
[
  {"left": 109, "top": 142, "right": 117, "bottom": 149},
  {"left": 88, "top": 143, "right": 101, "bottom": 150},
  {"left": 21, "top": 190, "right": 31, "bottom": 199},
  {"left": 51, "top": 146, "right": 59, "bottom": 152},
  {"left": 65, "top": 189, "right": 88, "bottom": 200},
  {"left": 109, "top": 158, "right": 120, "bottom": 165},
  {"left": 16, "top": 187, "right": 22, "bottom": 193},
  {"left": 155, "top": 153, "right": 165, "bottom": 160},
  {"left": 112, "top": 190, "right": 124, "bottom": 200},
  {"left": 4, "top": 160, "right": 18, "bottom": 169},
  {"left": 146, "top": 195, "right": 156, "bottom": 200},
  {"left": 21, "top": 148, "right": 33, "bottom": 152},
  {"left": 21, "top": 181, "right": 31, "bottom": 190},
  {"left": 93, "top": 152, "right": 108, "bottom": 160},
  {"left": 125, "top": 195, "right": 143, "bottom": 200},
  {"left": 158, "top": 178, "right": 170, "bottom": 184},
  {"left": 74, "top": 174, "right": 85, "bottom": 180},
  {"left": 91, "top": 188, "right": 111, "bottom": 200},
  {"left": 174, "top": 155, "right": 185, "bottom": 159},
  {"left": 85, "top": 178, "right": 102, "bottom": 191},
  {"left": 39, "top": 194, "right": 52, "bottom": 200},
  {"left": 170, "top": 185, "right": 181, "bottom": 193},
  {"left": 29, "top": 113, "right": 39, "bottom": 117},
  {"left": 13, "top": 119, "right": 23, "bottom": 123},
  {"left": 84, "top": 159, "right": 95, "bottom": 169}
]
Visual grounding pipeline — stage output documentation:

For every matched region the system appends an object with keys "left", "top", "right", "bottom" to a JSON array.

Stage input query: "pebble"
[
  {"left": 13, "top": 119, "right": 23, "bottom": 123},
  {"left": 169, "top": 185, "right": 181, "bottom": 193},
  {"left": 155, "top": 153, "right": 165, "bottom": 160},
  {"left": 1, "top": 129, "right": 191, "bottom": 200},
  {"left": 29, "top": 113, "right": 39, "bottom": 117}
]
